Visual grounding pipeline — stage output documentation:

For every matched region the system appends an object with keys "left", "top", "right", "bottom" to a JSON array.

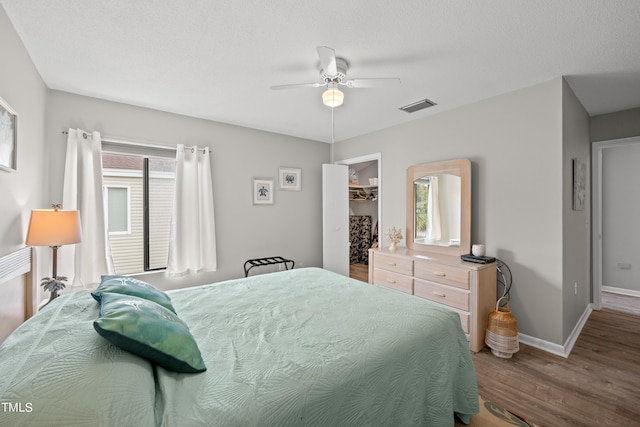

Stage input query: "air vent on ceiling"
[{"left": 399, "top": 98, "right": 437, "bottom": 113}]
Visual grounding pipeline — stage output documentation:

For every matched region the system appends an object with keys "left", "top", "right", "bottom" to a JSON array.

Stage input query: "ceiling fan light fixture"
[{"left": 322, "top": 86, "right": 344, "bottom": 108}]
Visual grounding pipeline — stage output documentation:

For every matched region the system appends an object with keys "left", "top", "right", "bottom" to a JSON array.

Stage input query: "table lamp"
[{"left": 26, "top": 205, "right": 82, "bottom": 304}]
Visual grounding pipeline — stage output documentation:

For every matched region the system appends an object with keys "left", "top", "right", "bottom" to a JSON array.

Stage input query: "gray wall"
[
  {"left": 590, "top": 108, "right": 640, "bottom": 143},
  {"left": 0, "top": 5, "right": 49, "bottom": 338},
  {"left": 333, "top": 77, "right": 592, "bottom": 347},
  {"left": 46, "top": 91, "right": 329, "bottom": 290},
  {"left": 561, "top": 80, "right": 591, "bottom": 341},
  {"left": 0, "top": 7, "right": 48, "bottom": 257}
]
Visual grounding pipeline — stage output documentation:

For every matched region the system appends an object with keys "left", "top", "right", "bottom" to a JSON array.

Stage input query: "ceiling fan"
[{"left": 270, "top": 46, "right": 401, "bottom": 108}]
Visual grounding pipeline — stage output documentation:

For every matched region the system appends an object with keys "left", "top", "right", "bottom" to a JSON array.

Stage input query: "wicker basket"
[{"left": 485, "top": 297, "right": 519, "bottom": 358}]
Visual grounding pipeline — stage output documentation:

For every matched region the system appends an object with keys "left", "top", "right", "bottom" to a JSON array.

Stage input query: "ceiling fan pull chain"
[{"left": 331, "top": 104, "right": 335, "bottom": 144}]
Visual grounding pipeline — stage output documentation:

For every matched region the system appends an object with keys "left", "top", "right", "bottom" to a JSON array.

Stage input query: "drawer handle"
[
  {"left": 387, "top": 279, "right": 397, "bottom": 284},
  {"left": 432, "top": 271, "right": 446, "bottom": 277},
  {"left": 387, "top": 262, "right": 397, "bottom": 267},
  {"left": 433, "top": 291, "right": 446, "bottom": 298}
]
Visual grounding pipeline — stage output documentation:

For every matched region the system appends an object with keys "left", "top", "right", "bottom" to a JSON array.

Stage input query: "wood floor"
[
  {"left": 473, "top": 295, "right": 640, "bottom": 427},
  {"left": 602, "top": 291, "right": 640, "bottom": 316},
  {"left": 349, "top": 263, "right": 369, "bottom": 282}
]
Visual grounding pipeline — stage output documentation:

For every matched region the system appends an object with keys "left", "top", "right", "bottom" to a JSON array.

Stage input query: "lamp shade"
[
  {"left": 26, "top": 209, "right": 82, "bottom": 247},
  {"left": 322, "top": 87, "right": 344, "bottom": 108}
]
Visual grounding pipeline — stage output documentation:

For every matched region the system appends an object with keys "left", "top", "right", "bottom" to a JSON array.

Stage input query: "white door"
[{"left": 322, "top": 164, "right": 349, "bottom": 276}]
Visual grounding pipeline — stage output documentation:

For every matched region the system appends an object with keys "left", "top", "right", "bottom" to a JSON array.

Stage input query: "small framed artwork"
[
  {"left": 253, "top": 178, "right": 274, "bottom": 205},
  {"left": 572, "top": 158, "right": 586, "bottom": 211},
  {"left": 279, "top": 167, "right": 301, "bottom": 191},
  {"left": 0, "top": 96, "right": 18, "bottom": 173}
]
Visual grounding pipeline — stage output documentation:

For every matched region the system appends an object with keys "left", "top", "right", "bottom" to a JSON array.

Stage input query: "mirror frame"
[{"left": 406, "top": 158, "right": 471, "bottom": 256}]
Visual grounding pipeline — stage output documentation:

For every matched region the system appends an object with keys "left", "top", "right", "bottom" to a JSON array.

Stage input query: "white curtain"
[
  {"left": 425, "top": 176, "right": 442, "bottom": 241},
  {"left": 59, "top": 128, "right": 114, "bottom": 288},
  {"left": 167, "top": 144, "right": 217, "bottom": 276}
]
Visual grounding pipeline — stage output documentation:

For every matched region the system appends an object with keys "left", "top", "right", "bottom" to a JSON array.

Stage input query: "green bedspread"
[{"left": 0, "top": 267, "right": 478, "bottom": 426}]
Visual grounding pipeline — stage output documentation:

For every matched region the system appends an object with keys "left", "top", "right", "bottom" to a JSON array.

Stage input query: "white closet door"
[{"left": 322, "top": 164, "right": 349, "bottom": 276}]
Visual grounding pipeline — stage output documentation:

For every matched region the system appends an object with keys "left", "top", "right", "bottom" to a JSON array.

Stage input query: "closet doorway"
[{"left": 335, "top": 153, "right": 381, "bottom": 282}]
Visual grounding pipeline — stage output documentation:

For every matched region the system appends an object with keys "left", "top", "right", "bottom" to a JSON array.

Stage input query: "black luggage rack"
[{"left": 243, "top": 256, "right": 295, "bottom": 277}]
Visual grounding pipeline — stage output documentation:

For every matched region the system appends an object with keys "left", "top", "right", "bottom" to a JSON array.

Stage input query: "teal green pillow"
[
  {"left": 93, "top": 292, "right": 206, "bottom": 373},
  {"left": 92, "top": 275, "right": 176, "bottom": 314}
]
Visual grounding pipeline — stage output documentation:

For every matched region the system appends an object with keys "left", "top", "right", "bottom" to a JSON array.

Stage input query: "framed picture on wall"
[
  {"left": 253, "top": 178, "right": 274, "bottom": 205},
  {"left": 278, "top": 167, "right": 301, "bottom": 191},
  {"left": 573, "top": 158, "right": 586, "bottom": 211},
  {"left": 0, "top": 96, "right": 18, "bottom": 173}
]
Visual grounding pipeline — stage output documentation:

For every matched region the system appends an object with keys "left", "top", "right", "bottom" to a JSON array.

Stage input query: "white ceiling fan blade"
[
  {"left": 270, "top": 82, "right": 326, "bottom": 90},
  {"left": 343, "top": 77, "right": 401, "bottom": 88},
  {"left": 316, "top": 46, "right": 337, "bottom": 76}
]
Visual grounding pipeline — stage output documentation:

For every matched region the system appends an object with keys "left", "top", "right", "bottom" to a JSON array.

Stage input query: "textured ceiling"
[{"left": 2, "top": 1, "right": 639, "bottom": 143}]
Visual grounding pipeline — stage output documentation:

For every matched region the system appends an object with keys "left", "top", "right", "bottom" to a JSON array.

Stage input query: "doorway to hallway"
[{"left": 592, "top": 136, "right": 640, "bottom": 315}]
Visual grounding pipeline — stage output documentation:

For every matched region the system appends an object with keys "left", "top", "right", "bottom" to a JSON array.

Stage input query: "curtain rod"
[{"left": 60, "top": 130, "right": 209, "bottom": 153}]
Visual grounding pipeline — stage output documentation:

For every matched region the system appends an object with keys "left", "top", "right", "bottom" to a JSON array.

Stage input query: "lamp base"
[{"left": 40, "top": 290, "right": 59, "bottom": 309}]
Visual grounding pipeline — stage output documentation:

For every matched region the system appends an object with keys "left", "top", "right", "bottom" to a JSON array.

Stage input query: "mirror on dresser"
[
  {"left": 369, "top": 158, "right": 495, "bottom": 352},
  {"left": 406, "top": 158, "right": 471, "bottom": 256}
]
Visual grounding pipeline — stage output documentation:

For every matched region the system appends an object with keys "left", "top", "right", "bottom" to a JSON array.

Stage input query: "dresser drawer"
[
  {"left": 414, "top": 279, "right": 469, "bottom": 311},
  {"left": 373, "top": 268, "right": 413, "bottom": 294},
  {"left": 375, "top": 253, "right": 413, "bottom": 276},
  {"left": 414, "top": 259, "right": 469, "bottom": 289}
]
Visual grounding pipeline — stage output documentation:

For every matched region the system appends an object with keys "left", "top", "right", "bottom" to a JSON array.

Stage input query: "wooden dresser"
[{"left": 368, "top": 247, "right": 497, "bottom": 352}]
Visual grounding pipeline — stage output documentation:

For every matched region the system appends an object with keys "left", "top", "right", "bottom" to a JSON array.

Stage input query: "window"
[
  {"left": 102, "top": 152, "right": 175, "bottom": 274},
  {"left": 106, "top": 186, "right": 130, "bottom": 234}
]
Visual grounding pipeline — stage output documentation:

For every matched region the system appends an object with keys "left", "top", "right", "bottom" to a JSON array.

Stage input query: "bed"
[{"left": 0, "top": 267, "right": 478, "bottom": 426}]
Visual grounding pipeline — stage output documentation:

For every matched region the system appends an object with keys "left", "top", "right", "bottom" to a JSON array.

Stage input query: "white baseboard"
[
  {"left": 602, "top": 286, "right": 640, "bottom": 298},
  {"left": 517, "top": 304, "right": 593, "bottom": 358},
  {"left": 517, "top": 333, "right": 567, "bottom": 357}
]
